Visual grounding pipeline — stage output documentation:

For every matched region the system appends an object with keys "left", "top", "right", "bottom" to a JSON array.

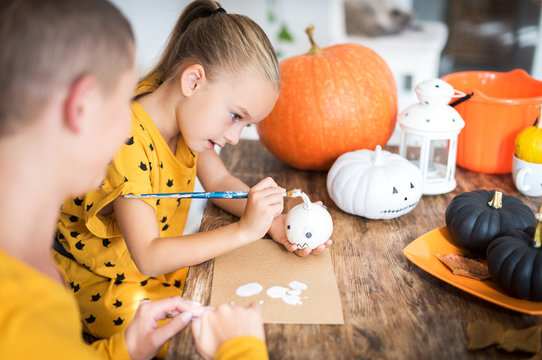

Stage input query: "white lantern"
[{"left": 398, "top": 79, "right": 465, "bottom": 195}]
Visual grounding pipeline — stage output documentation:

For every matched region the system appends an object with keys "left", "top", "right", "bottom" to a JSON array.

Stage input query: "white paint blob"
[
  {"left": 266, "top": 286, "right": 289, "bottom": 299},
  {"left": 289, "top": 281, "right": 308, "bottom": 290},
  {"left": 287, "top": 289, "right": 302, "bottom": 296},
  {"left": 235, "top": 281, "right": 309, "bottom": 306},
  {"left": 235, "top": 282, "right": 263, "bottom": 297},
  {"left": 282, "top": 294, "right": 303, "bottom": 305}
]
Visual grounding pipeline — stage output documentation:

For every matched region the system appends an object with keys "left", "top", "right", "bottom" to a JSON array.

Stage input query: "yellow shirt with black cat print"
[{"left": 53, "top": 100, "right": 197, "bottom": 345}]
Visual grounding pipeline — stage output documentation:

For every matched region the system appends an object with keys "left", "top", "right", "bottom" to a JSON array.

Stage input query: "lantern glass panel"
[
  {"left": 403, "top": 133, "right": 423, "bottom": 166},
  {"left": 427, "top": 139, "right": 450, "bottom": 181}
]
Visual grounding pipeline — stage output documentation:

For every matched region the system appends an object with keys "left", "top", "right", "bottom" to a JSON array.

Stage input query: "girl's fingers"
[
  {"left": 310, "top": 244, "right": 326, "bottom": 255},
  {"left": 295, "top": 247, "right": 311, "bottom": 257},
  {"left": 252, "top": 177, "right": 279, "bottom": 191},
  {"left": 251, "top": 187, "right": 286, "bottom": 201},
  {"left": 293, "top": 239, "right": 332, "bottom": 256},
  {"left": 285, "top": 242, "right": 297, "bottom": 251}
]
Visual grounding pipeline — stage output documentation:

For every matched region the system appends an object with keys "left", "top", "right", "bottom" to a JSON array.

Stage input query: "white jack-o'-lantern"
[
  {"left": 285, "top": 193, "right": 333, "bottom": 249},
  {"left": 326, "top": 145, "right": 422, "bottom": 219}
]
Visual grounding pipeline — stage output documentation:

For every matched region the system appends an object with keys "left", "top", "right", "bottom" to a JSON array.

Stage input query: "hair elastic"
[{"left": 212, "top": 7, "right": 226, "bottom": 15}]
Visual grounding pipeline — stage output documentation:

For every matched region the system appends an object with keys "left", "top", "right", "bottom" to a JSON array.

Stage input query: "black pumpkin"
[
  {"left": 487, "top": 226, "right": 542, "bottom": 301},
  {"left": 445, "top": 190, "right": 535, "bottom": 254}
]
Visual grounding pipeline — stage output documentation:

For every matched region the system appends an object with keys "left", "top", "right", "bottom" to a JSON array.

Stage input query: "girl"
[{"left": 53, "top": 0, "right": 332, "bottom": 356}]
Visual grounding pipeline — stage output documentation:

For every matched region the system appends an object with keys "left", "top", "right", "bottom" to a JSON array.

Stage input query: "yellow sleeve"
[
  {"left": 214, "top": 336, "right": 269, "bottom": 360},
  {"left": 0, "top": 251, "right": 117, "bottom": 360},
  {"left": 85, "top": 125, "right": 157, "bottom": 239},
  {"left": 89, "top": 331, "right": 130, "bottom": 360},
  {"left": 1, "top": 304, "right": 103, "bottom": 360}
]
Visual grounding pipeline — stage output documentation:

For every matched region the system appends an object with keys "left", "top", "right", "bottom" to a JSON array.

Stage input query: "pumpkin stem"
[
  {"left": 299, "top": 192, "right": 312, "bottom": 211},
  {"left": 305, "top": 25, "right": 322, "bottom": 55},
  {"left": 534, "top": 205, "right": 542, "bottom": 248},
  {"left": 537, "top": 105, "right": 542, "bottom": 129},
  {"left": 373, "top": 145, "right": 384, "bottom": 166},
  {"left": 487, "top": 191, "right": 503, "bottom": 209}
]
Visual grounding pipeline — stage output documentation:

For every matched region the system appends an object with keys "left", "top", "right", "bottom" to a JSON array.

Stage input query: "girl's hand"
[
  {"left": 267, "top": 201, "right": 333, "bottom": 257},
  {"left": 124, "top": 296, "right": 203, "bottom": 360},
  {"left": 238, "top": 177, "right": 285, "bottom": 242},
  {"left": 191, "top": 303, "right": 265, "bottom": 360}
]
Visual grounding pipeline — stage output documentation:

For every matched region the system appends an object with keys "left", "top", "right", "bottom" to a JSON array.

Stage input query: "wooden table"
[{"left": 167, "top": 140, "right": 542, "bottom": 359}]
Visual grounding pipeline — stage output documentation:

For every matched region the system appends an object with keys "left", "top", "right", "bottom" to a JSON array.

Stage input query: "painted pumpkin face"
[
  {"left": 327, "top": 145, "right": 422, "bottom": 219},
  {"left": 285, "top": 194, "right": 333, "bottom": 249},
  {"left": 369, "top": 178, "right": 420, "bottom": 219}
]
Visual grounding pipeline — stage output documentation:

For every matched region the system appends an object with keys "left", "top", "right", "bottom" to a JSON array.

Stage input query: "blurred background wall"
[{"left": 110, "top": 0, "right": 542, "bottom": 135}]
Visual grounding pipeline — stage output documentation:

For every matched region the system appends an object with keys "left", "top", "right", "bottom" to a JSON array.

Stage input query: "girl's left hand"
[{"left": 267, "top": 204, "right": 332, "bottom": 257}]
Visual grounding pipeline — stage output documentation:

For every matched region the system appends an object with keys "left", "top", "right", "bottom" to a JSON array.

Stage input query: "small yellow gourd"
[{"left": 515, "top": 104, "right": 542, "bottom": 163}]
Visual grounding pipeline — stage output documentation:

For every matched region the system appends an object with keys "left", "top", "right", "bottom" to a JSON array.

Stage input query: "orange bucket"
[{"left": 442, "top": 69, "right": 542, "bottom": 174}]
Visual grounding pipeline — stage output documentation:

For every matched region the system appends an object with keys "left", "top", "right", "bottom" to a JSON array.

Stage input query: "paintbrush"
[{"left": 123, "top": 188, "right": 301, "bottom": 200}]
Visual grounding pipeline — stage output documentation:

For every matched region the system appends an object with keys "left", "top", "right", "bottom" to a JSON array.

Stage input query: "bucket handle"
[{"left": 450, "top": 91, "right": 474, "bottom": 107}]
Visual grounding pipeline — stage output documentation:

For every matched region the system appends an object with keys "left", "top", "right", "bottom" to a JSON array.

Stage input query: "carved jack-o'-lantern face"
[{"left": 285, "top": 193, "right": 333, "bottom": 249}]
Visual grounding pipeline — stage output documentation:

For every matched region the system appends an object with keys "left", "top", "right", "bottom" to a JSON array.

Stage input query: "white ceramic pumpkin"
[
  {"left": 326, "top": 145, "right": 422, "bottom": 219},
  {"left": 285, "top": 192, "right": 333, "bottom": 249}
]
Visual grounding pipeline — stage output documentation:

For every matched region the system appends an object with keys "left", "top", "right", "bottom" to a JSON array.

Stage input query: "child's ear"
[
  {"left": 180, "top": 64, "right": 205, "bottom": 97},
  {"left": 64, "top": 75, "right": 98, "bottom": 133}
]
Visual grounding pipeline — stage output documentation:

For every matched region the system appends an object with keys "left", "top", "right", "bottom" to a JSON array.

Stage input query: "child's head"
[
  {"left": 0, "top": 0, "right": 136, "bottom": 194},
  {"left": 141, "top": 0, "right": 281, "bottom": 153},
  {"left": 0, "top": 0, "right": 135, "bottom": 137}
]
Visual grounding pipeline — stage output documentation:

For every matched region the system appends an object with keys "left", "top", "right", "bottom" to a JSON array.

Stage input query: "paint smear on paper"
[
  {"left": 289, "top": 281, "right": 308, "bottom": 290},
  {"left": 236, "top": 281, "right": 308, "bottom": 306},
  {"left": 235, "top": 283, "right": 263, "bottom": 297}
]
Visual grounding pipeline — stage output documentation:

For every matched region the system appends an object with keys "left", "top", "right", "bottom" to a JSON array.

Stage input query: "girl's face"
[{"left": 177, "top": 68, "right": 278, "bottom": 153}]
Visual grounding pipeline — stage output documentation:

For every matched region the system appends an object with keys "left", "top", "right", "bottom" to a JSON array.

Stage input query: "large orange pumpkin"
[{"left": 256, "top": 26, "right": 397, "bottom": 170}]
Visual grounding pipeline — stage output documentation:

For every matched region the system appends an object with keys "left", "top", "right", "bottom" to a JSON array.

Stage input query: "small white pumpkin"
[
  {"left": 285, "top": 192, "right": 333, "bottom": 249},
  {"left": 326, "top": 145, "right": 422, "bottom": 219}
]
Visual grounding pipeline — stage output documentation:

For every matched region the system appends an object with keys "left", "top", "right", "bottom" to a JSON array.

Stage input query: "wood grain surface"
[{"left": 167, "top": 140, "right": 542, "bottom": 360}]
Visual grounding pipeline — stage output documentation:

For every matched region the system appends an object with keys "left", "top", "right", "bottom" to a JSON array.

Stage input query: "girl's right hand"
[{"left": 238, "top": 177, "right": 285, "bottom": 241}]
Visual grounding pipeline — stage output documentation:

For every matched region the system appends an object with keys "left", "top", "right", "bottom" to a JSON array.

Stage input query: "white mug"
[{"left": 513, "top": 154, "right": 542, "bottom": 197}]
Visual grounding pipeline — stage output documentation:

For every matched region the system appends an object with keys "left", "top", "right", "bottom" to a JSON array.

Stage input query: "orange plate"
[{"left": 403, "top": 226, "right": 542, "bottom": 315}]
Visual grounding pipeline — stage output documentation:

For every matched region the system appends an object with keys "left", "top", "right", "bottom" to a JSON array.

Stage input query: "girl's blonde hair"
[{"left": 139, "top": 0, "right": 280, "bottom": 95}]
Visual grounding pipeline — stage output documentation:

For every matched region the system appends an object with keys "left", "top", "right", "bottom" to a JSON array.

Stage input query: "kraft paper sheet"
[{"left": 211, "top": 239, "right": 344, "bottom": 324}]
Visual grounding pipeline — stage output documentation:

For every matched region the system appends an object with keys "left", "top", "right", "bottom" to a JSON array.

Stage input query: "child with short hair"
[
  {"left": 0, "top": 0, "right": 270, "bottom": 359},
  {"left": 53, "top": 0, "right": 331, "bottom": 356}
]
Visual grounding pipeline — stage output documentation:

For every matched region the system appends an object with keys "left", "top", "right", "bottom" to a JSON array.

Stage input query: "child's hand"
[
  {"left": 191, "top": 303, "right": 265, "bottom": 360},
  {"left": 238, "top": 177, "right": 285, "bottom": 241},
  {"left": 268, "top": 201, "right": 333, "bottom": 257},
  {"left": 124, "top": 296, "right": 203, "bottom": 360}
]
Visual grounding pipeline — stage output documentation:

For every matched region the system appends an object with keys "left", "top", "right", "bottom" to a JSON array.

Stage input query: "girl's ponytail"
[
  {"left": 138, "top": 0, "right": 279, "bottom": 97},
  {"left": 176, "top": 0, "right": 220, "bottom": 34}
]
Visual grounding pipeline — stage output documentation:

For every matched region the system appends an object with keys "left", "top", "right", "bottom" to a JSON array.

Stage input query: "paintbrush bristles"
[{"left": 285, "top": 189, "right": 302, "bottom": 198}]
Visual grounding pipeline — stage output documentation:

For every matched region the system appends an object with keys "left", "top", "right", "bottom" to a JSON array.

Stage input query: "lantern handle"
[{"left": 450, "top": 92, "right": 474, "bottom": 108}]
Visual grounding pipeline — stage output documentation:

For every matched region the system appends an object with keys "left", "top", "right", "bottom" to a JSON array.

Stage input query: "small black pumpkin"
[
  {"left": 445, "top": 190, "right": 535, "bottom": 254},
  {"left": 486, "top": 222, "right": 542, "bottom": 301}
]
